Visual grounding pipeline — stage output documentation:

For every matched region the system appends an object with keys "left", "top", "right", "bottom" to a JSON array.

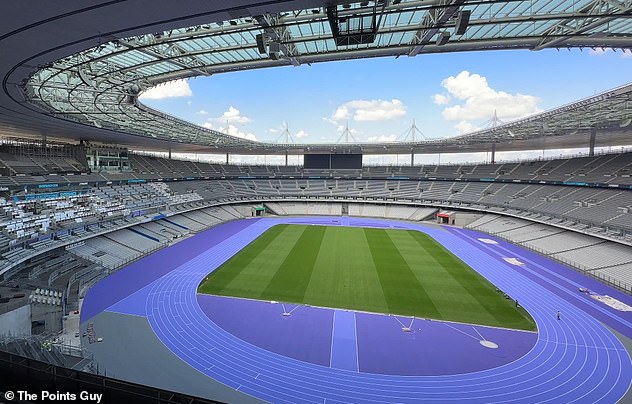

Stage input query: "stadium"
[{"left": 0, "top": 1, "right": 632, "bottom": 403}]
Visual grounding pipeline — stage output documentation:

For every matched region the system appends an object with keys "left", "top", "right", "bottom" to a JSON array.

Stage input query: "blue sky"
[{"left": 141, "top": 48, "right": 631, "bottom": 164}]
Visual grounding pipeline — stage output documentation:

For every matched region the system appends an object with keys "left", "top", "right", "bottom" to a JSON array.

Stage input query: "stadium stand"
[
  {"left": 0, "top": 147, "right": 630, "bottom": 296},
  {"left": 123, "top": 150, "right": 632, "bottom": 184},
  {"left": 467, "top": 213, "right": 632, "bottom": 290},
  {"left": 4, "top": 149, "right": 630, "bottom": 185},
  {"left": 2, "top": 3, "right": 632, "bottom": 403}
]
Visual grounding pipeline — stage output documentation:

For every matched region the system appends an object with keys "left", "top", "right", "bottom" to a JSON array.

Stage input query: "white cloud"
[
  {"left": 264, "top": 122, "right": 307, "bottom": 141},
  {"left": 322, "top": 117, "right": 338, "bottom": 125},
  {"left": 332, "top": 105, "right": 350, "bottom": 121},
  {"left": 589, "top": 48, "right": 610, "bottom": 56},
  {"left": 202, "top": 122, "right": 257, "bottom": 141},
  {"left": 139, "top": 79, "right": 192, "bottom": 100},
  {"left": 367, "top": 134, "right": 397, "bottom": 142},
  {"left": 322, "top": 117, "right": 359, "bottom": 138},
  {"left": 228, "top": 155, "right": 289, "bottom": 165},
  {"left": 433, "top": 94, "right": 451, "bottom": 105},
  {"left": 362, "top": 155, "right": 402, "bottom": 165},
  {"left": 227, "top": 125, "right": 257, "bottom": 141},
  {"left": 436, "top": 71, "right": 541, "bottom": 123},
  {"left": 454, "top": 120, "right": 481, "bottom": 135},
  {"left": 214, "top": 106, "right": 251, "bottom": 124},
  {"left": 340, "top": 125, "right": 359, "bottom": 136},
  {"left": 441, "top": 71, "right": 489, "bottom": 100},
  {"left": 588, "top": 47, "right": 632, "bottom": 59},
  {"left": 266, "top": 122, "right": 288, "bottom": 135},
  {"left": 437, "top": 152, "right": 488, "bottom": 164},
  {"left": 197, "top": 110, "right": 208, "bottom": 115},
  {"left": 331, "top": 99, "right": 406, "bottom": 122}
]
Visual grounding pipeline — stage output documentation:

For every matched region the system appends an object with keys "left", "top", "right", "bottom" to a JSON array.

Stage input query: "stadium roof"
[{"left": 1, "top": 0, "right": 632, "bottom": 155}]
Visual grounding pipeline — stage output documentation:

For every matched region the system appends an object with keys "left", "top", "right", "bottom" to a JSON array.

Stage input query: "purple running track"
[
  {"left": 81, "top": 219, "right": 258, "bottom": 323},
  {"left": 83, "top": 216, "right": 632, "bottom": 403},
  {"left": 197, "top": 294, "right": 333, "bottom": 367},
  {"left": 194, "top": 293, "right": 536, "bottom": 376}
]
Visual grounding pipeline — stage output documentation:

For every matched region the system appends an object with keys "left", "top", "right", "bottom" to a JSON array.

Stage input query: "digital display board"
[{"left": 304, "top": 154, "right": 362, "bottom": 169}]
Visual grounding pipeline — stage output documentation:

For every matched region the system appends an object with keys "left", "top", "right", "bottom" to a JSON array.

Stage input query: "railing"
[
  {"left": 0, "top": 334, "right": 73, "bottom": 368},
  {"left": 0, "top": 349, "right": 221, "bottom": 404}
]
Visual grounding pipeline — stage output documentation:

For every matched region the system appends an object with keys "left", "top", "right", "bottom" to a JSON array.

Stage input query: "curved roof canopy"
[{"left": 4, "top": 0, "right": 632, "bottom": 154}]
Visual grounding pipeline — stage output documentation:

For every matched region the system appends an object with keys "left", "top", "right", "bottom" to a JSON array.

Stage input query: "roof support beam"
[
  {"left": 408, "top": 0, "right": 466, "bottom": 56},
  {"left": 19, "top": 0, "right": 632, "bottom": 153},
  {"left": 255, "top": 14, "right": 301, "bottom": 66},
  {"left": 533, "top": 0, "right": 632, "bottom": 50},
  {"left": 117, "top": 38, "right": 211, "bottom": 78}
]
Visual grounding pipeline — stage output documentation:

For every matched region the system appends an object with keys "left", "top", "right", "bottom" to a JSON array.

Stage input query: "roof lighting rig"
[{"left": 326, "top": 1, "right": 386, "bottom": 46}]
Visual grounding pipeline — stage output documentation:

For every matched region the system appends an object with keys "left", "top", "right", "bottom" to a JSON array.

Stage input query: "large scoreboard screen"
[{"left": 304, "top": 154, "right": 362, "bottom": 169}]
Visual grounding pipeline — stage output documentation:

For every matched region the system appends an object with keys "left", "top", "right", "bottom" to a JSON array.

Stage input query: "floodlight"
[
  {"left": 255, "top": 34, "right": 266, "bottom": 54},
  {"left": 455, "top": 10, "right": 471, "bottom": 35},
  {"left": 436, "top": 31, "right": 450, "bottom": 46}
]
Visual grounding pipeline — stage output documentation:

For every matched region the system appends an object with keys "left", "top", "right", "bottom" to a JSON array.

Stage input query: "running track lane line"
[{"left": 109, "top": 217, "right": 631, "bottom": 403}]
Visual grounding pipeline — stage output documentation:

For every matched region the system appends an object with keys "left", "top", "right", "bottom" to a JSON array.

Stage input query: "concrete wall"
[
  {"left": 454, "top": 212, "right": 485, "bottom": 227},
  {"left": 0, "top": 304, "right": 31, "bottom": 337},
  {"left": 31, "top": 304, "right": 62, "bottom": 334}
]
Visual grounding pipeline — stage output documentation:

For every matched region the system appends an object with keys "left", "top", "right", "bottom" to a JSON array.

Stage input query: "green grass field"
[{"left": 198, "top": 224, "right": 536, "bottom": 331}]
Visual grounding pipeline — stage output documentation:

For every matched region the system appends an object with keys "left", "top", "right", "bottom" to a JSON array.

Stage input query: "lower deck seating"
[{"left": 468, "top": 213, "right": 632, "bottom": 291}]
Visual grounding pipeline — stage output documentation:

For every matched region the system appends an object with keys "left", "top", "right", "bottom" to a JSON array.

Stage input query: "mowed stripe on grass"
[
  {"left": 198, "top": 224, "right": 536, "bottom": 331},
  {"left": 198, "top": 224, "right": 303, "bottom": 296},
  {"left": 304, "top": 226, "right": 389, "bottom": 314},
  {"left": 364, "top": 228, "right": 441, "bottom": 318},
  {"left": 392, "top": 230, "right": 535, "bottom": 330},
  {"left": 259, "top": 225, "right": 326, "bottom": 302}
]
